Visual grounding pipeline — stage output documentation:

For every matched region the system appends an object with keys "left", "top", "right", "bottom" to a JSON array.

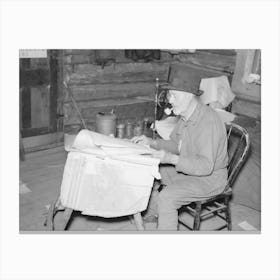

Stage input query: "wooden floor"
[
  {"left": 20, "top": 146, "right": 67, "bottom": 231},
  {"left": 233, "top": 115, "right": 261, "bottom": 211},
  {"left": 19, "top": 143, "right": 261, "bottom": 232}
]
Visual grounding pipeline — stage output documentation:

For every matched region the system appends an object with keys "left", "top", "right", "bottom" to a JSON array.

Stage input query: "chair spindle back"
[{"left": 225, "top": 123, "right": 250, "bottom": 191}]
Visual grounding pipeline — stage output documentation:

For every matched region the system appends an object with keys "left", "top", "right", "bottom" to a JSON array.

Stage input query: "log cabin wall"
[{"left": 62, "top": 49, "right": 237, "bottom": 133}]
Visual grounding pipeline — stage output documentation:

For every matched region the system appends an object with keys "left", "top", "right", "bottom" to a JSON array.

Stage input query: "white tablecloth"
[{"left": 60, "top": 130, "right": 160, "bottom": 217}]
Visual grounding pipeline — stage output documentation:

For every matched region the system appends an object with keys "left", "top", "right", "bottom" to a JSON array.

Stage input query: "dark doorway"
[{"left": 20, "top": 50, "right": 63, "bottom": 138}]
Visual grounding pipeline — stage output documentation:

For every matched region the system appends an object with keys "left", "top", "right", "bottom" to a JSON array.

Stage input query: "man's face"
[{"left": 167, "top": 90, "right": 193, "bottom": 115}]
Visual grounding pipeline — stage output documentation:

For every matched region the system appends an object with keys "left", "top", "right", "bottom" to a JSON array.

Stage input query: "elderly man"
[{"left": 132, "top": 77, "right": 228, "bottom": 230}]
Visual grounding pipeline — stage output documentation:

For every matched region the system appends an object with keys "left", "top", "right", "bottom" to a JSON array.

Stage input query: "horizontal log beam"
[
  {"left": 74, "top": 62, "right": 168, "bottom": 74},
  {"left": 68, "top": 71, "right": 167, "bottom": 85},
  {"left": 67, "top": 63, "right": 169, "bottom": 85},
  {"left": 63, "top": 98, "right": 154, "bottom": 126},
  {"left": 64, "top": 82, "right": 155, "bottom": 102},
  {"left": 175, "top": 52, "right": 236, "bottom": 73},
  {"left": 67, "top": 55, "right": 93, "bottom": 64},
  {"left": 64, "top": 49, "right": 94, "bottom": 55},
  {"left": 65, "top": 51, "right": 173, "bottom": 65},
  {"left": 197, "top": 49, "right": 236, "bottom": 56}
]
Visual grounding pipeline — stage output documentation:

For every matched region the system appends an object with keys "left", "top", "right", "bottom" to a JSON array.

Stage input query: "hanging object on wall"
[
  {"left": 124, "top": 50, "right": 160, "bottom": 62},
  {"left": 94, "top": 50, "right": 116, "bottom": 68}
]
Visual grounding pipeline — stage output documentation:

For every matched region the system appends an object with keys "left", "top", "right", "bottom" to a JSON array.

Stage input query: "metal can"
[
  {"left": 116, "top": 123, "right": 125, "bottom": 139},
  {"left": 133, "top": 120, "right": 143, "bottom": 137},
  {"left": 96, "top": 112, "right": 116, "bottom": 136},
  {"left": 125, "top": 121, "right": 133, "bottom": 139}
]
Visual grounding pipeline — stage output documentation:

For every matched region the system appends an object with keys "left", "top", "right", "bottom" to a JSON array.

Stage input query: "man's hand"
[
  {"left": 152, "top": 150, "right": 179, "bottom": 165},
  {"left": 131, "top": 135, "right": 152, "bottom": 146}
]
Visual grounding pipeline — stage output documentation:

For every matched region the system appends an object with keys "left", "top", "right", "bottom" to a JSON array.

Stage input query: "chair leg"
[
  {"left": 45, "top": 195, "right": 61, "bottom": 231},
  {"left": 61, "top": 208, "right": 73, "bottom": 230},
  {"left": 193, "top": 202, "right": 202, "bottom": 231},
  {"left": 45, "top": 200, "right": 56, "bottom": 230},
  {"left": 45, "top": 195, "right": 73, "bottom": 231},
  {"left": 55, "top": 208, "right": 74, "bottom": 231},
  {"left": 224, "top": 197, "right": 232, "bottom": 230},
  {"left": 133, "top": 212, "right": 145, "bottom": 231}
]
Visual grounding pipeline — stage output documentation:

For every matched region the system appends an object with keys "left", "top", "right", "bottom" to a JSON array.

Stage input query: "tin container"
[
  {"left": 125, "top": 121, "right": 133, "bottom": 139},
  {"left": 133, "top": 120, "right": 143, "bottom": 137},
  {"left": 96, "top": 112, "right": 116, "bottom": 136},
  {"left": 116, "top": 123, "right": 125, "bottom": 139}
]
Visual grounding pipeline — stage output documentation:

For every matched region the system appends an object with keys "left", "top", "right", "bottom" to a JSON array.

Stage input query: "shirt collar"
[{"left": 180, "top": 101, "right": 202, "bottom": 125}]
